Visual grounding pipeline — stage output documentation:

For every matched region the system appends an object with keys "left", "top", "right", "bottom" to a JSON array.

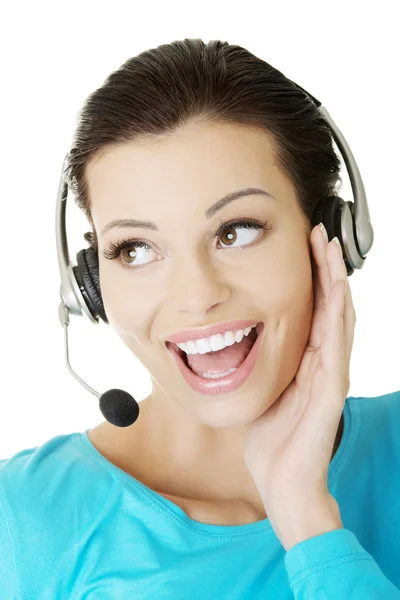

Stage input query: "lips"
[
  {"left": 167, "top": 321, "right": 263, "bottom": 366},
  {"left": 166, "top": 322, "right": 265, "bottom": 394},
  {"left": 164, "top": 319, "right": 261, "bottom": 345}
]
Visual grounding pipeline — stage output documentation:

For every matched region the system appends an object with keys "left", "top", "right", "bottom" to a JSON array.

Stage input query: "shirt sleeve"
[
  {"left": 284, "top": 528, "right": 400, "bottom": 599},
  {"left": 0, "top": 497, "right": 19, "bottom": 599}
]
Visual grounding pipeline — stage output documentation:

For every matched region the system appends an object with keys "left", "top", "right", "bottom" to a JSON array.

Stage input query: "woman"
[{"left": 1, "top": 38, "right": 399, "bottom": 599}]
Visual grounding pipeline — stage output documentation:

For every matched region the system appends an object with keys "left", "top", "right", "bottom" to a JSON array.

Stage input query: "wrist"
[{"left": 266, "top": 493, "right": 343, "bottom": 552}]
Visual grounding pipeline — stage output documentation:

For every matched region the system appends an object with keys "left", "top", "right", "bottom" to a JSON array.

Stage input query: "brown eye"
[
  {"left": 217, "top": 221, "right": 267, "bottom": 249},
  {"left": 102, "top": 239, "right": 157, "bottom": 269},
  {"left": 121, "top": 246, "right": 138, "bottom": 264},
  {"left": 120, "top": 242, "right": 155, "bottom": 266},
  {"left": 219, "top": 226, "right": 237, "bottom": 246}
]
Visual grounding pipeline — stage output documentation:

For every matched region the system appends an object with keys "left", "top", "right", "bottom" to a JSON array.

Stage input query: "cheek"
[
  {"left": 260, "top": 274, "right": 313, "bottom": 397},
  {"left": 256, "top": 254, "right": 313, "bottom": 361},
  {"left": 281, "top": 269, "right": 314, "bottom": 363},
  {"left": 100, "top": 288, "right": 152, "bottom": 346},
  {"left": 256, "top": 252, "right": 313, "bottom": 317},
  {"left": 99, "top": 280, "right": 160, "bottom": 363},
  {"left": 99, "top": 272, "right": 149, "bottom": 326},
  {"left": 283, "top": 265, "right": 314, "bottom": 334}
]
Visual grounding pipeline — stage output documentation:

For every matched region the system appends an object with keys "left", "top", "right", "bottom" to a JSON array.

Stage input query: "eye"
[
  {"left": 102, "top": 239, "right": 157, "bottom": 269},
  {"left": 101, "top": 217, "right": 271, "bottom": 270},
  {"left": 214, "top": 218, "right": 271, "bottom": 249}
]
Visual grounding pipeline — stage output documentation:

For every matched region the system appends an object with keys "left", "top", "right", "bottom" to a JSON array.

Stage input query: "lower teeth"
[{"left": 198, "top": 367, "right": 237, "bottom": 379}]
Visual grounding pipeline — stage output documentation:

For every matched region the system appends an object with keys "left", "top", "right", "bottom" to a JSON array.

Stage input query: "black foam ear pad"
[
  {"left": 76, "top": 247, "right": 109, "bottom": 323},
  {"left": 311, "top": 196, "right": 343, "bottom": 242},
  {"left": 311, "top": 195, "right": 354, "bottom": 277}
]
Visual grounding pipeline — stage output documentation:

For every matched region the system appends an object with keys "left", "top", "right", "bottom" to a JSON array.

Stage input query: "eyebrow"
[{"left": 100, "top": 187, "right": 276, "bottom": 238}]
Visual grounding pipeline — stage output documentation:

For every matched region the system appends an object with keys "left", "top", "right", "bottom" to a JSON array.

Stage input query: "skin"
[{"left": 86, "top": 119, "right": 344, "bottom": 521}]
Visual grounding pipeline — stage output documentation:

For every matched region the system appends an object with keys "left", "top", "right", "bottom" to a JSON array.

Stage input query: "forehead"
[{"left": 86, "top": 120, "right": 296, "bottom": 227}]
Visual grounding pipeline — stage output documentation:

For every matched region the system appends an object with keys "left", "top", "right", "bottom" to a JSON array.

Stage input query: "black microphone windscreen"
[{"left": 99, "top": 389, "right": 140, "bottom": 428}]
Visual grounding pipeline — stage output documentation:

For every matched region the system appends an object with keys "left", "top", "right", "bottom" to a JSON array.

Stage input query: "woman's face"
[{"left": 87, "top": 120, "right": 314, "bottom": 429}]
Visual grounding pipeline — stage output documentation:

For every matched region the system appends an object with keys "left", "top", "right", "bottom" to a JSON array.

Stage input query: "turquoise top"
[{"left": 1, "top": 390, "right": 400, "bottom": 598}]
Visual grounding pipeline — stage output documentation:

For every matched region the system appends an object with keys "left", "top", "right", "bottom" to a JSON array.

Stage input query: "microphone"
[{"left": 58, "top": 302, "right": 140, "bottom": 427}]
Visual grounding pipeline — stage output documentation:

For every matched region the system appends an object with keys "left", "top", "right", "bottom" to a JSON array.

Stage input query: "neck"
[{"left": 105, "top": 396, "right": 344, "bottom": 505}]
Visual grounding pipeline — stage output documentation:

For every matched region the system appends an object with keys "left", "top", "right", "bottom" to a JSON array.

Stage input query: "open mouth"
[{"left": 166, "top": 321, "right": 263, "bottom": 374}]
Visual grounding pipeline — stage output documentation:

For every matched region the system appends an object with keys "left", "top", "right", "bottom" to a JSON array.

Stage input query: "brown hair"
[{"left": 63, "top": 38, "right": 342, "bottom": 251}]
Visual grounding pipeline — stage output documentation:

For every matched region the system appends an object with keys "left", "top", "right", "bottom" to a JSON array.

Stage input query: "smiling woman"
[{"left": 1, "top": 37, "right": 399, "bottom": 600}]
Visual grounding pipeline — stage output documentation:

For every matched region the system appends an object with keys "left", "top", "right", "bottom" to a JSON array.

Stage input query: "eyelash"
[{"left": 101, "top": 217, "right": 272, "bottom": 269}]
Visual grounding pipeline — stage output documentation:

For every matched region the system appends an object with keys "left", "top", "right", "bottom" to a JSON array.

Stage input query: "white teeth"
[
  {"left": 176, "top": 323, "right": 258, "bottom": 355},
  {"left": 200, "top": 367, "right": 238, "bottom": 379}
]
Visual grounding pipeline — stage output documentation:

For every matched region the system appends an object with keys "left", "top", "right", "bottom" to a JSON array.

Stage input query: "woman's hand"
[{"left": 243, "top": 223, "right": 356, "bottom": 549}]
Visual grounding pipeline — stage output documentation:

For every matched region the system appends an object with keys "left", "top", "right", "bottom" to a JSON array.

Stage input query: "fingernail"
[
  {"left": 333, "top": 236, "right": 344, "bottom": 258},
  {"left": 319, "top": 222, "right": 329, "bottom": 243}
]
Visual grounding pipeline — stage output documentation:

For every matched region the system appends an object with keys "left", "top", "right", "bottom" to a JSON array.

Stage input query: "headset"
[{"left": 56, "top": 79, "right": 375, "bottom": 428}]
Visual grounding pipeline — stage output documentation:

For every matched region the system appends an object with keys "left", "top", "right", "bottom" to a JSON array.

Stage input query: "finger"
[
  {"left": 328, "top": 238, "right": 356, "bottom": 383},
  {"left": 311, "top": 229, "right": 355, "bottom": 404},
  {"left": 316, "top": 233, "right": 348, "bottom": 350},
  {"left": 321, "top": 278, "right": 347, "bottom": 395},
  {"left": 327, "top": 235, "right": 348, "bottom": 285},
  {"left": 308, "top": 225, "right": 332, "bottom": 348},
  {"left": 311, "top": 224, "right": 332, "bottom": 302},
  {"left": 343, "top": 277, "right": 356, "bottom": 387},
  {"left": 321, "top": 237, "right": 349, "bottom": 393}
]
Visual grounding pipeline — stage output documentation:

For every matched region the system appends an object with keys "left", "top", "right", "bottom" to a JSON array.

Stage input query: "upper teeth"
[{"left": 176, "top": 323, "right": 258, "bottom": 355}]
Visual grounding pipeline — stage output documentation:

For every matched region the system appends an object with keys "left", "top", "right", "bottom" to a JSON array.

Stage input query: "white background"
[{"left": 0, "top": 1, "right": 398, "bottom": 458}]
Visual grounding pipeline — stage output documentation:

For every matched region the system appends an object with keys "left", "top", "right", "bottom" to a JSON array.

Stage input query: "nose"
[{"left": 170, "top": 253, "right": 231, "bottom": 314}]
